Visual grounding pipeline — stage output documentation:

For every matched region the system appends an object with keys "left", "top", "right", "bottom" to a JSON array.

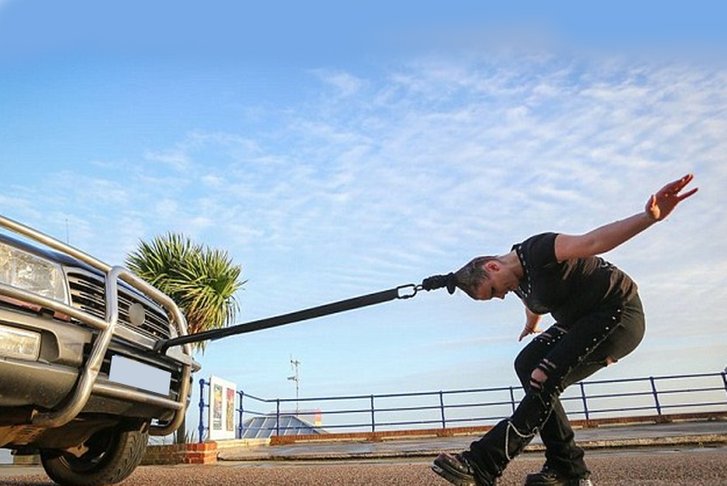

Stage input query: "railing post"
[
  {"left": 370, "top": 395, "right": 376, "bottom": 433},
  {"left": 579, "top": 382, "right": 590, "bottom": 421},
  {"left": 198, "top": 378, "right": 207, "bottom": 443},
  {"left": 721, "top": 371, "right": 727, "bottom": 399},
  {"left": 439, "top": 391, "right": 446, "bottom": 429},
  {"left": 237, "top": 390, "right": 245, "bottom": 439},
  {"left": 649, "top": 376, "right": 662, "bottom": 415},
  {"left": 276, "top": 399, "right": 281, "bottom": 436},
  {"left": 508, "top": 386, "right": 516, "bottom": 414}
]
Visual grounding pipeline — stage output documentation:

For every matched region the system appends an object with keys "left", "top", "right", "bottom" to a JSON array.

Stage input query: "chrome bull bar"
[{"left": 0, "top": 215, "right": 193, "bottom": 436}]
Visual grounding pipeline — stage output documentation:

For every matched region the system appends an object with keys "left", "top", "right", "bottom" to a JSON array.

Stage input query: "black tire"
[{"left": 40, "top": 426, "right": 149, "bottom": 486}]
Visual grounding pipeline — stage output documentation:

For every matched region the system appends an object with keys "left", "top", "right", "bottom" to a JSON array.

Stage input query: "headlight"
[
  {"left": 0, "top": 324, "right": 41, "bottom": 361},
  {"left": 0, "top": 242, "right": 69, "bottom": 304}
]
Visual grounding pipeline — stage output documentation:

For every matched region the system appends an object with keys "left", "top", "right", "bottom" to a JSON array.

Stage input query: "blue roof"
[{"left": 240, "top": 414, "right": 327, "bottom": 439}]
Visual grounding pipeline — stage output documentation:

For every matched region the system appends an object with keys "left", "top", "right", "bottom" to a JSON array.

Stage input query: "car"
[{"left": 0, "top": 215, "right": 198, "bottom": 486}]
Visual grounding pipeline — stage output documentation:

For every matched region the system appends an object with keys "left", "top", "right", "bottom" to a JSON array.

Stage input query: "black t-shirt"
[{"left": 512, "top": 232, "right": 637, "bottom": 325}]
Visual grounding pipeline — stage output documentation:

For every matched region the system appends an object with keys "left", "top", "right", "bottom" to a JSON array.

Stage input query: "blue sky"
[{"left": 1, "top": 1, "right": 726, "bottom": 412}]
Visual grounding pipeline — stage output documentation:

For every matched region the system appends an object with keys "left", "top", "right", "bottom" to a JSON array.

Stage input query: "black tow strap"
[{"left": 155, "top": 282, "right": 439, "bottom": 352}]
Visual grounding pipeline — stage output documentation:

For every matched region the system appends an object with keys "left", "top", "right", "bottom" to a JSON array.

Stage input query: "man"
[{"left": 427, "top": 174, "right": 698, "bottom": 486}]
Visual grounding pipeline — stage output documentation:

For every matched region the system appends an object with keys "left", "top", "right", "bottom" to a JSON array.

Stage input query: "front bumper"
[
  {"left": 0, "top": 302, "right": 189, "bottom": 425},
  {"left": 0, "top": 273, "right": 194, "bottom": 437}
]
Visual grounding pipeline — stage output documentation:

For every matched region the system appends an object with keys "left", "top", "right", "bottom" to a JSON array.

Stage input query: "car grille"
[{"left": 67, "top": 270, "right": 172, "bottom": 340}]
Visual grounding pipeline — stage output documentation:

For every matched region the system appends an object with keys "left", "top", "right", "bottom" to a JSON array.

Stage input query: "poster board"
[{"left": 208, "top": 376, "right": 237, "bottom": 440}]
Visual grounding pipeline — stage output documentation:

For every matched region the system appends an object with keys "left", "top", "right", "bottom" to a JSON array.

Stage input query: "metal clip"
[{"left": 396, "top": 284, "right": 422, "bottom": 300}]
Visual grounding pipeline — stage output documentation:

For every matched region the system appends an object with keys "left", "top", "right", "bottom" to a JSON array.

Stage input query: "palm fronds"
[{"left": 126, "top": 233, "right": 245, "bottom": 352}]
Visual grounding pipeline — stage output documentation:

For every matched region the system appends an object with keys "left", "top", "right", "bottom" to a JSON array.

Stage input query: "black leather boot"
[{"left": 525, "top": 465, "right": 593, "bottom": 486}]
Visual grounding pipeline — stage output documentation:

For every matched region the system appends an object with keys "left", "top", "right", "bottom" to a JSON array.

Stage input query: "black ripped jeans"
[{"left": 464, "top": 294, "right": 645, "bottom": 483}]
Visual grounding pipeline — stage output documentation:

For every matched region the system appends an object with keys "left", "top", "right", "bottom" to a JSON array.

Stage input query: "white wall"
[{"left": 0, "top": 448, "right": 13, "bottom": 464}]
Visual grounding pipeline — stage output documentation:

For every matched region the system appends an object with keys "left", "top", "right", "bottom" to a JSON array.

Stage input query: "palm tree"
[
  {"left": 126, "top": 233, "right": 245, "bottom": 350},
  {"left": 126, "top": 233, "right": 245, "bottom": 442}
]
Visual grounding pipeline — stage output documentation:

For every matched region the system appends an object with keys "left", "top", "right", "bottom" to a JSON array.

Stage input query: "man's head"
[
  {"left": 453, "top": 255, "right": 519, "bottom": 301},
  {"left": 423, "top": 254, "right": 519, "bottom": 300},
  {"left": 453, "top": 256, "right": 499, "bottom": 299}
]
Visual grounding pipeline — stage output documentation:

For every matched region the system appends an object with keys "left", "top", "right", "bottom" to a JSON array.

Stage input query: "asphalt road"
[{"left": 1, "top": 446, "right": 726, "bottom": 485}]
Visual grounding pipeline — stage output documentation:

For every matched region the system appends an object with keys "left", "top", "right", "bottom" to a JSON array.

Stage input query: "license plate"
[{"left": 109, "top": 355, "right": 171, "bottom": 395}]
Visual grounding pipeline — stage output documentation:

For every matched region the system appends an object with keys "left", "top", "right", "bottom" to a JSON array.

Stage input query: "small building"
[{"left": 239, "top": 412, "right": 326, "bottom": 439}]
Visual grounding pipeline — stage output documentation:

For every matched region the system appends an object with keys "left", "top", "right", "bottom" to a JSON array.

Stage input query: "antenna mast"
[{"left": 287, "top": 356, "right": 301, "bottom": 415}]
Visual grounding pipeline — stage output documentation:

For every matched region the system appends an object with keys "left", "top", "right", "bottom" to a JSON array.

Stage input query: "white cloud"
[
  {"left": 154, "top": 198, "right": 178, "bottom": 218},
  {"left": 143, "top": 149, "right": 191, "bottom": 171},
  {"left": 311, "top": 69, "right": 365, "bottom": 97}
]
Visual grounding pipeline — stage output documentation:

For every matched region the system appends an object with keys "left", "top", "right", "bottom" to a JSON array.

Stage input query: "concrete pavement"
[
  {"left": 1, "top": 420, "right": 726, "bottom": 485},
  {"left": 218, "top": 419, "right": 727, "bottom": 461}
]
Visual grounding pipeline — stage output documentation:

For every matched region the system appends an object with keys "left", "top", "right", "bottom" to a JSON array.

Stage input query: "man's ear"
[{"left": 484, "top": 260, "right": 500, "bottom": 272}]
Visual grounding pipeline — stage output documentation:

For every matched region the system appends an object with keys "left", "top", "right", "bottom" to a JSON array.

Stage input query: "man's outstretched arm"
[{"left": 554, "top": 173, "right": 698, "bottom": 262}]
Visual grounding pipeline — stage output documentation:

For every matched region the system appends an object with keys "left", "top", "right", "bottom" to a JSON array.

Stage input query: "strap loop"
[{"left": 421, "top": 272, "right": 457, "bottom": 294}]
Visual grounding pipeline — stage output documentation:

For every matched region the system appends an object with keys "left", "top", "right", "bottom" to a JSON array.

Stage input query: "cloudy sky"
[{"left": 1, "top": 1, "right": 725, "bottom": 409}]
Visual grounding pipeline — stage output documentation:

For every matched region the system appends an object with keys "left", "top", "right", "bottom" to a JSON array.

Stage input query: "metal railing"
[{"left": 196, "top": 371, "right": 727, "bottom": 441}]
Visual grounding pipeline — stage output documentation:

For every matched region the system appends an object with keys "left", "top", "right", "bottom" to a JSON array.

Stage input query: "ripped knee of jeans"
[{"left": 530, "top": 359, "right": 556, "bottom": 390}]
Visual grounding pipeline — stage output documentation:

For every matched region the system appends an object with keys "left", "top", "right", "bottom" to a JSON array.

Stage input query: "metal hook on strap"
[{"left": 396, "top": 283, "right": 423, "bottom": 299}]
